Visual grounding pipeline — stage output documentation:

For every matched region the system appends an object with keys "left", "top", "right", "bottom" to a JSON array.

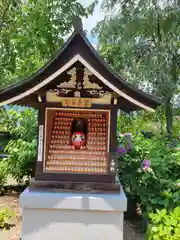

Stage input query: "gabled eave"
[{"left": 0, "top": 29, "right": 161, "bottom": 112}]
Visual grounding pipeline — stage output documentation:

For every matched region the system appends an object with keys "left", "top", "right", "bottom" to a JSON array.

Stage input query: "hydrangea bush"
[{"left": 117, "top": 112, "right": 180, "bottom": 238}]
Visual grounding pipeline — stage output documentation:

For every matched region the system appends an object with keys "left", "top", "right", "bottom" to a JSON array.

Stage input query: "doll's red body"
[
  {"left": 71, "top": 132, "right": 85, "bottom": 149},
  {"left": 71, "top": 118, "right": 87, "bottom": 149}
]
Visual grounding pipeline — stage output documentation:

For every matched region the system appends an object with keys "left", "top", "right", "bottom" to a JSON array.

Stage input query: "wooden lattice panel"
[{"left": 44, "top": 108, "right": 110, "bottom": 174}]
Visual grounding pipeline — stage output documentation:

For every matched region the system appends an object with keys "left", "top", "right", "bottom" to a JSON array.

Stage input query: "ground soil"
[
  {"left": 0, "top": 193, "right": 21, "bottom": 240},
  {"left": 0, "top": 192, "right": 145, "bottom": 240}
]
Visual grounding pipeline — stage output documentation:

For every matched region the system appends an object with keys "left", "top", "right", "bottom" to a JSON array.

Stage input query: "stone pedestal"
[{"left": 19, "top": 186, "right": 127, "bottom": 240}]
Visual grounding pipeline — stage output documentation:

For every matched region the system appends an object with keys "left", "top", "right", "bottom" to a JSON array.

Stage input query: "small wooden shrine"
[{"left": 0, "top": 18, "right": 160, "bottom": 192}]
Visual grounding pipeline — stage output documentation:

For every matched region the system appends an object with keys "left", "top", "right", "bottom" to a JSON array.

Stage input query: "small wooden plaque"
[{"left": 62, "top": 98, "right": 91, "bottom": 108}]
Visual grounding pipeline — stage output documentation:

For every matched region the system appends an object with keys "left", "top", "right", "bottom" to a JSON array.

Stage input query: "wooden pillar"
[
  {"left": 107, "top": 106, "right": 118, "bottom": 182},
  {"left": 109, "top": 107, "right": 118, "bottom": 153},
  {"left": 35, "top": 105, "right": 46, "bottom": 180}
]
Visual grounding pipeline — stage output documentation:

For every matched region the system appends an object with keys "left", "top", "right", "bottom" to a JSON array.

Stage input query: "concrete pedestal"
[{"left": 19, "top": 187, "right": 127, "bottom": 240}]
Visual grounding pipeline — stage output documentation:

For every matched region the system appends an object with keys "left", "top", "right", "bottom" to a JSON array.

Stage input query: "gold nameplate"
[
  {"left": 62, "top": 98, "right": 91, "bottom": 108},
  {"left": 46, "top": 92, "right": 112, "bottom": 105}
]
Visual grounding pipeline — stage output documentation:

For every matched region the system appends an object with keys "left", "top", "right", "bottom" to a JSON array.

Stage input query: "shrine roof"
[{"left": 0, "top": 17, "right": 161, "bottom": 112}]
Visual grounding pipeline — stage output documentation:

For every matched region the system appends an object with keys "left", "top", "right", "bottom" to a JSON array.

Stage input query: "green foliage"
[
  {"left": 117, "top": 109, "right": 180, "bottom": 236},
  {"left": 0, "top": 160, "right": 8, "bottom": 194},
  {"left": 0, "top": 0, "right": 97, "bottom": 88},
  {"left": 94, "top": 0, "right": 180, "bottom": 135},
  {"left": 0, "top": 208, "right": 13, "bottom": 229},
  {"left": 94, "top": 0, "right": 180, "bottom": 96},
  {"left": 118, "top": 108, "right": 180, "bottom": 137},
  {"left": 147, "top": 207, "right": 180, "bottom": 240},
  {"left": 2, "top": 107, "right": 38, "bottom": 182},
  {"left": 5, "top": 138, "right": 37, "bottom": 182},
  {"left": 119, "top": 134, "right": 180, "bottom": 214},
  {"left": 117, "top": 110, "right": 162, "bottom": 136}
]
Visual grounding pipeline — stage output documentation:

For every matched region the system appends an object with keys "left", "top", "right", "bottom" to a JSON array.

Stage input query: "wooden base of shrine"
[
  {"left": 19, "top": 186, "right": 127, "bottom": 240},
  {"left": 29, "top": 178, "right": 120, "bottom": 193}
]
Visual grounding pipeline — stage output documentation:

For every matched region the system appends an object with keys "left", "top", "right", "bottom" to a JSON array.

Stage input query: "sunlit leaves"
[
  {"left": 94, "top": 0, "right": 180, "bottom": 135},
  {"left": 0, "top": 0, "right": 96, "bottom": 89},
  {"left": 148, "top": 207, "right": 180, "bottom": 239},
  {"left": 1, "top": 107, "right": 38, "bottom": 182},
  {"left": 94, "top": 0, "right": 180, "bottom": 101}
]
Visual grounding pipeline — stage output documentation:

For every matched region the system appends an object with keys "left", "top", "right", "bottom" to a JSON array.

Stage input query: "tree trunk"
[
  {"left": 165, "top": 53, "right": 177, "bottom": 139},
  {"left": 165, "top": 98, "right": 173, "bottom": 139}
]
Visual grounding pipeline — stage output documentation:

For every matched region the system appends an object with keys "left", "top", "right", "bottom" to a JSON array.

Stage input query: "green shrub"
[
  {"left": 2, "top": 107, "right": 38, "bottom": 183},
  {"left": 147, "top": 207, "right": 180, "bottom": 240},
  {"left": 0, "top": 160, "right": 8, "bottom": 194},
  {"left": 119, "top": 134, "right": 180, "bottom": 214},
  {"left": 5, "top": 138, "right": 37, "bottom": 182},
  {"left": 117, "top": 109, "right": 180, "bottom": 237},
  {"left": 0, "top": 208, "right": 13, "bottom": 229}
]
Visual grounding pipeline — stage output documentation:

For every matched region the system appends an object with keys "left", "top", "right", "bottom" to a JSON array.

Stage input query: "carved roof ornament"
[
  {"left": 74, "top": 91, "right": 81, "bottom": 97},
  {"left": 87, "top": 90, "right": 109, "bottom": 98},
  {"left": 72, "top": 16, "right": 83, "bottom": 33},
  {"left": 47, "top": 89, "right": 72, "bottom": 95},
  {"left": 60, "top": 89, "right": 72, "bottom": 94},
  {"left": 57, "top": 67, "right": 76, "bottom": 89},
  {"left": 83, "top": 68, "right": 102, "bottom": 90}
]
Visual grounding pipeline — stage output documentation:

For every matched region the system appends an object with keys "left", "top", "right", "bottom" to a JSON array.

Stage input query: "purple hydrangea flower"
[
  {"left": 141, "top": 159, "right": 152, "bottom": 173},
  {"left": 117, "top": 147, "right": 127, "bottom": 156}
]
